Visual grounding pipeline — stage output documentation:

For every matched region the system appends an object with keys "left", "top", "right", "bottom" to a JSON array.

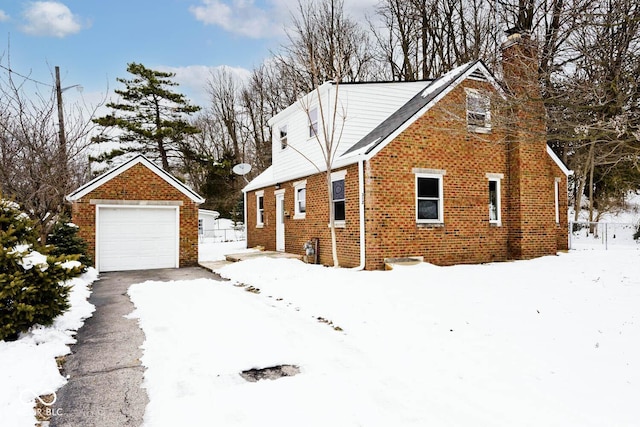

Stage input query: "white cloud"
[
  {"left": 0, "top": 10, "right": 9, "bottom": 22},
  {"left": 188, "top": 0, "right": 380, "bottom": 40},
  {"left": 189, "top": 0, "right": 283, "bottom": 39},
  {"left": 157, "top": 64, "right": 252, "bottom": 107},
  {"left": 21, "top": 1, "right": 84, "bottom": 38}
]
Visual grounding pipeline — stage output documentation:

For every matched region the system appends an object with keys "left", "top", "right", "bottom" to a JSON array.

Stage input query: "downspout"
[
  {"left": 353, "top": 158, "right": 366, "bottom": 270},
  {"left": 243, "top": 189, "right": 248, "bottom": 249}
]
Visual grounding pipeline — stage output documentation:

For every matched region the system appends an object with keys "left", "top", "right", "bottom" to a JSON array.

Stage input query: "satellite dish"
[{"left": 232, "top": 163, "right": 252, "bottom": 176}]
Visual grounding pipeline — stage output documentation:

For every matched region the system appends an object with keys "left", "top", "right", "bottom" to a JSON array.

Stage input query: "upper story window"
[
  {"left": 466, "top": 89, "right": 491, "bottom": 132},
  {"left": 308, "top": 107, "right": 318, "bottom": 138},
  {"left": 279, "top": 125, "right": 288, "bottom": 149},
  {"left": 415, "top": 172, "right": 444, "bottom": 224}
]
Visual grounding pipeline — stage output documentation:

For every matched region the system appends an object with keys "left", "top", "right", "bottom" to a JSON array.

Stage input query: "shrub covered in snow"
[
  {"left": 48, "top": 215, "right": 92, "bottom": 269},
  {"left": 0, "top": 199, "right": 83, "bottom": 341}
]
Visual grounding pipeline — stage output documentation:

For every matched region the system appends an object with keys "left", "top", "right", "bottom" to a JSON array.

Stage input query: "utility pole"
[
  {"left": 55, "top": 66, "right": 67, "bottom": 176},
  {"left": 55, "top": 67, "right": 82, "bottom": 183}
]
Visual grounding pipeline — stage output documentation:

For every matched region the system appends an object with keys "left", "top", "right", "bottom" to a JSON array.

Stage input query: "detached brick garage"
[{"left": 67, "top": 154, "right": 204, "bottom": 272}]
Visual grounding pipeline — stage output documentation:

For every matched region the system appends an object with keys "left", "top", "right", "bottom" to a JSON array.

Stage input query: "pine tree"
[
  {"left": 92, "top": 62, "right": 201, "bottom": 171},
  {"left": 48, "top": 216, "right": 92, "bottom": 270},
  {"left": 0, "top": 199, "right": 82, "bottom": 341}
]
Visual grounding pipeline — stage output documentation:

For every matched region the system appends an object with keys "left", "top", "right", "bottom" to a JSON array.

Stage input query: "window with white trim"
[
  {"left": 488, "top": 178, "right": 501, "bottom": 225},
  {"left": 308, "top": 107, "right": 318, "bottom": 137},
  {"left": 554, "top": 178, "right": 560, "bottom": 224},
  {"left": 416, "top": 173, "right": 444, "bottom": 223},
  {"left": 332, "top": 179, "right": 345, "bottom": 222},
  {"left": 294, "top": 180, "right": 307, "bottom": 219},
  {"left": 279, "top": 125, "right": 288, "bottom": 149},
  {"left": 256, "top": 191, "right": 264, "bottom": 227},
  {"left": 466, "top": 89, "right": 491, "bottom": 131}
]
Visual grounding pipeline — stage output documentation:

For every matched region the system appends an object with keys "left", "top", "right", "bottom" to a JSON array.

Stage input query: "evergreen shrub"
[
  {"left": 0, "top": 199, "right": 83, "bottom": 341},
  {"left": 48, "top": 216, "right": 92, "bottom": 270}
]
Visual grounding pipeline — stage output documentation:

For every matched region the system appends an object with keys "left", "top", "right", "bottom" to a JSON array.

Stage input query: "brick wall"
[
  {"left": 71, "top": 163, "right": 199, "bottom": 268},
  {"left": 364, "top": 79, "right": 511, "bottom": 268},
  {"left": 502, "top": 32, "right": 566, "bottom": 259},
  {"left": 246, "top": 163, "right": 362, "bottom": 267},
  {"left": 245, "top": 45, "right": 569, "bottom": 269}
]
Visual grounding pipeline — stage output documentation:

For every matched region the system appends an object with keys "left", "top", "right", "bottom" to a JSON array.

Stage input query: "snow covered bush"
[
  {"left": 0, "top": 199, "right": 83, "bottom": 341},
  {"left": 48, "top": 215, "right": 92, "bottom": 270}
]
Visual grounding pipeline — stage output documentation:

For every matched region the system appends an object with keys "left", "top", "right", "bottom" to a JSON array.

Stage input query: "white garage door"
[{"left": 98, "top": 206, "right": 178, "bottom": 272}]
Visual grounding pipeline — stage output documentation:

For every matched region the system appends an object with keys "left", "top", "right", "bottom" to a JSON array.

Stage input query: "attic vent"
[{"left": 469, "top": 69, "right": 488, "bottom": 82}]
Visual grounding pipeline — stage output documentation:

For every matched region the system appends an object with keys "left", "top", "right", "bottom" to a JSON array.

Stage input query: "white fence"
[
  {"left": 569, "top": 221, "right": 639, "bottom": 250},
  {"left": 199, "top": 225, "right": 246, "bottom": 243}
]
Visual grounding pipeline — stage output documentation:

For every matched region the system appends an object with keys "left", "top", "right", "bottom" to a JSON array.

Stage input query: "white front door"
[{"left": 275, "top": 192, "right": 285, "bottom": 251}]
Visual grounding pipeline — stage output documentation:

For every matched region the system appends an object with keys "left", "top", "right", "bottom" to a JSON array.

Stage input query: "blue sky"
[{"left": 0, "top": 0, "right": 377, "bottom": 107}]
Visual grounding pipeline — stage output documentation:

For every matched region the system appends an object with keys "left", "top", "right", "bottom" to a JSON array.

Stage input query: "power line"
[{"left": 0, "top": 63, "right": 53, "bottom": 87}]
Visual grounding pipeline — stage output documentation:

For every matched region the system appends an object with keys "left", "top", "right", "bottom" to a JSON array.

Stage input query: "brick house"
[
  {"left": 243, "top": 33, "right": 570, "bottom": 270},
  {"left": 67, "top": 154, "right": 204, "bottom": 272}
]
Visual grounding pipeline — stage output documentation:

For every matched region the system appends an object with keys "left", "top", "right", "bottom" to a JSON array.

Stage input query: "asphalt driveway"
[{"left": 51, "top": 267, "right": 222, "bottom": 427}]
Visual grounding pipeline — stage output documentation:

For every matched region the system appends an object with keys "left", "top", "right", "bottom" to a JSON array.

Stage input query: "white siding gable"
[{"left": 258, "top": 81, "right": 429, "bottom": 190}]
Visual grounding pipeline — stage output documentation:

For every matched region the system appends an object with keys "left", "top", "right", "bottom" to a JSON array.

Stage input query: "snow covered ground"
[
  {"left": 2, "top": 201, "right": 638, "bottom": 426},
  {"left": 570, "top": 192, "right": 640, "bottom": 250},
  {"left": 0, "top": 269, "right": 97, "bottom": 425},
  {"left": 129, "top": 244, "right": 640, "bottom": 426}
]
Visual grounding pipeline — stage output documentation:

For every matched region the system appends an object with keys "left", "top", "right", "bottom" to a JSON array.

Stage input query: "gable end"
[{"left": 67, "top": 155, "right": 204, "bottom": 203}]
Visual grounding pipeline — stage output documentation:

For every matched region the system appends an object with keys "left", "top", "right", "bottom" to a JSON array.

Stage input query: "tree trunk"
[{"left": 587, "top": 141, "right": 596, "bottom": 232}]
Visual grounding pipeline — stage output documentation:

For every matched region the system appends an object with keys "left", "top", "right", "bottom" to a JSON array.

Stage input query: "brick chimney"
[{"left": 502, "top": 32, "right": 558, "bottom": 259}]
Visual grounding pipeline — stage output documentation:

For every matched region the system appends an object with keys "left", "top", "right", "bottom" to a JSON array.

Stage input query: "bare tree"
[
  {"left": 0, "top": 63, "right": 104, "bottom": 241},
  {"left": 206, "top": 68, "right": 246, "bottom": 165},
  {"left": 275, "top": 0, "right": 369, "bottom": 267},
  {"left": 370, "top": 0, "right": 500, "bottom": 81},
  {"left": 180, "top": 64, "right": 287, "bottom": 217},
  {"left": 545, "top": 0, "right": 640, "bottom": 221},
  {"left": 240, "top": 63, "right": 289, "bottom": 173},
  {"left": 276, "top": 0, "right": 378, "bottom": 94}
]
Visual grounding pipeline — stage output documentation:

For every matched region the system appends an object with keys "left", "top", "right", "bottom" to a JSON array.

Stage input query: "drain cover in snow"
[{"left": 240, "top": 365, "right": 300, "bottom": 382}]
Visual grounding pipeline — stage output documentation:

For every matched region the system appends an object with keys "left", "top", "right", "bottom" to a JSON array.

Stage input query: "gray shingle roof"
[{"left": 342, "top": 60, "right": 482, "bottom": 156}]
